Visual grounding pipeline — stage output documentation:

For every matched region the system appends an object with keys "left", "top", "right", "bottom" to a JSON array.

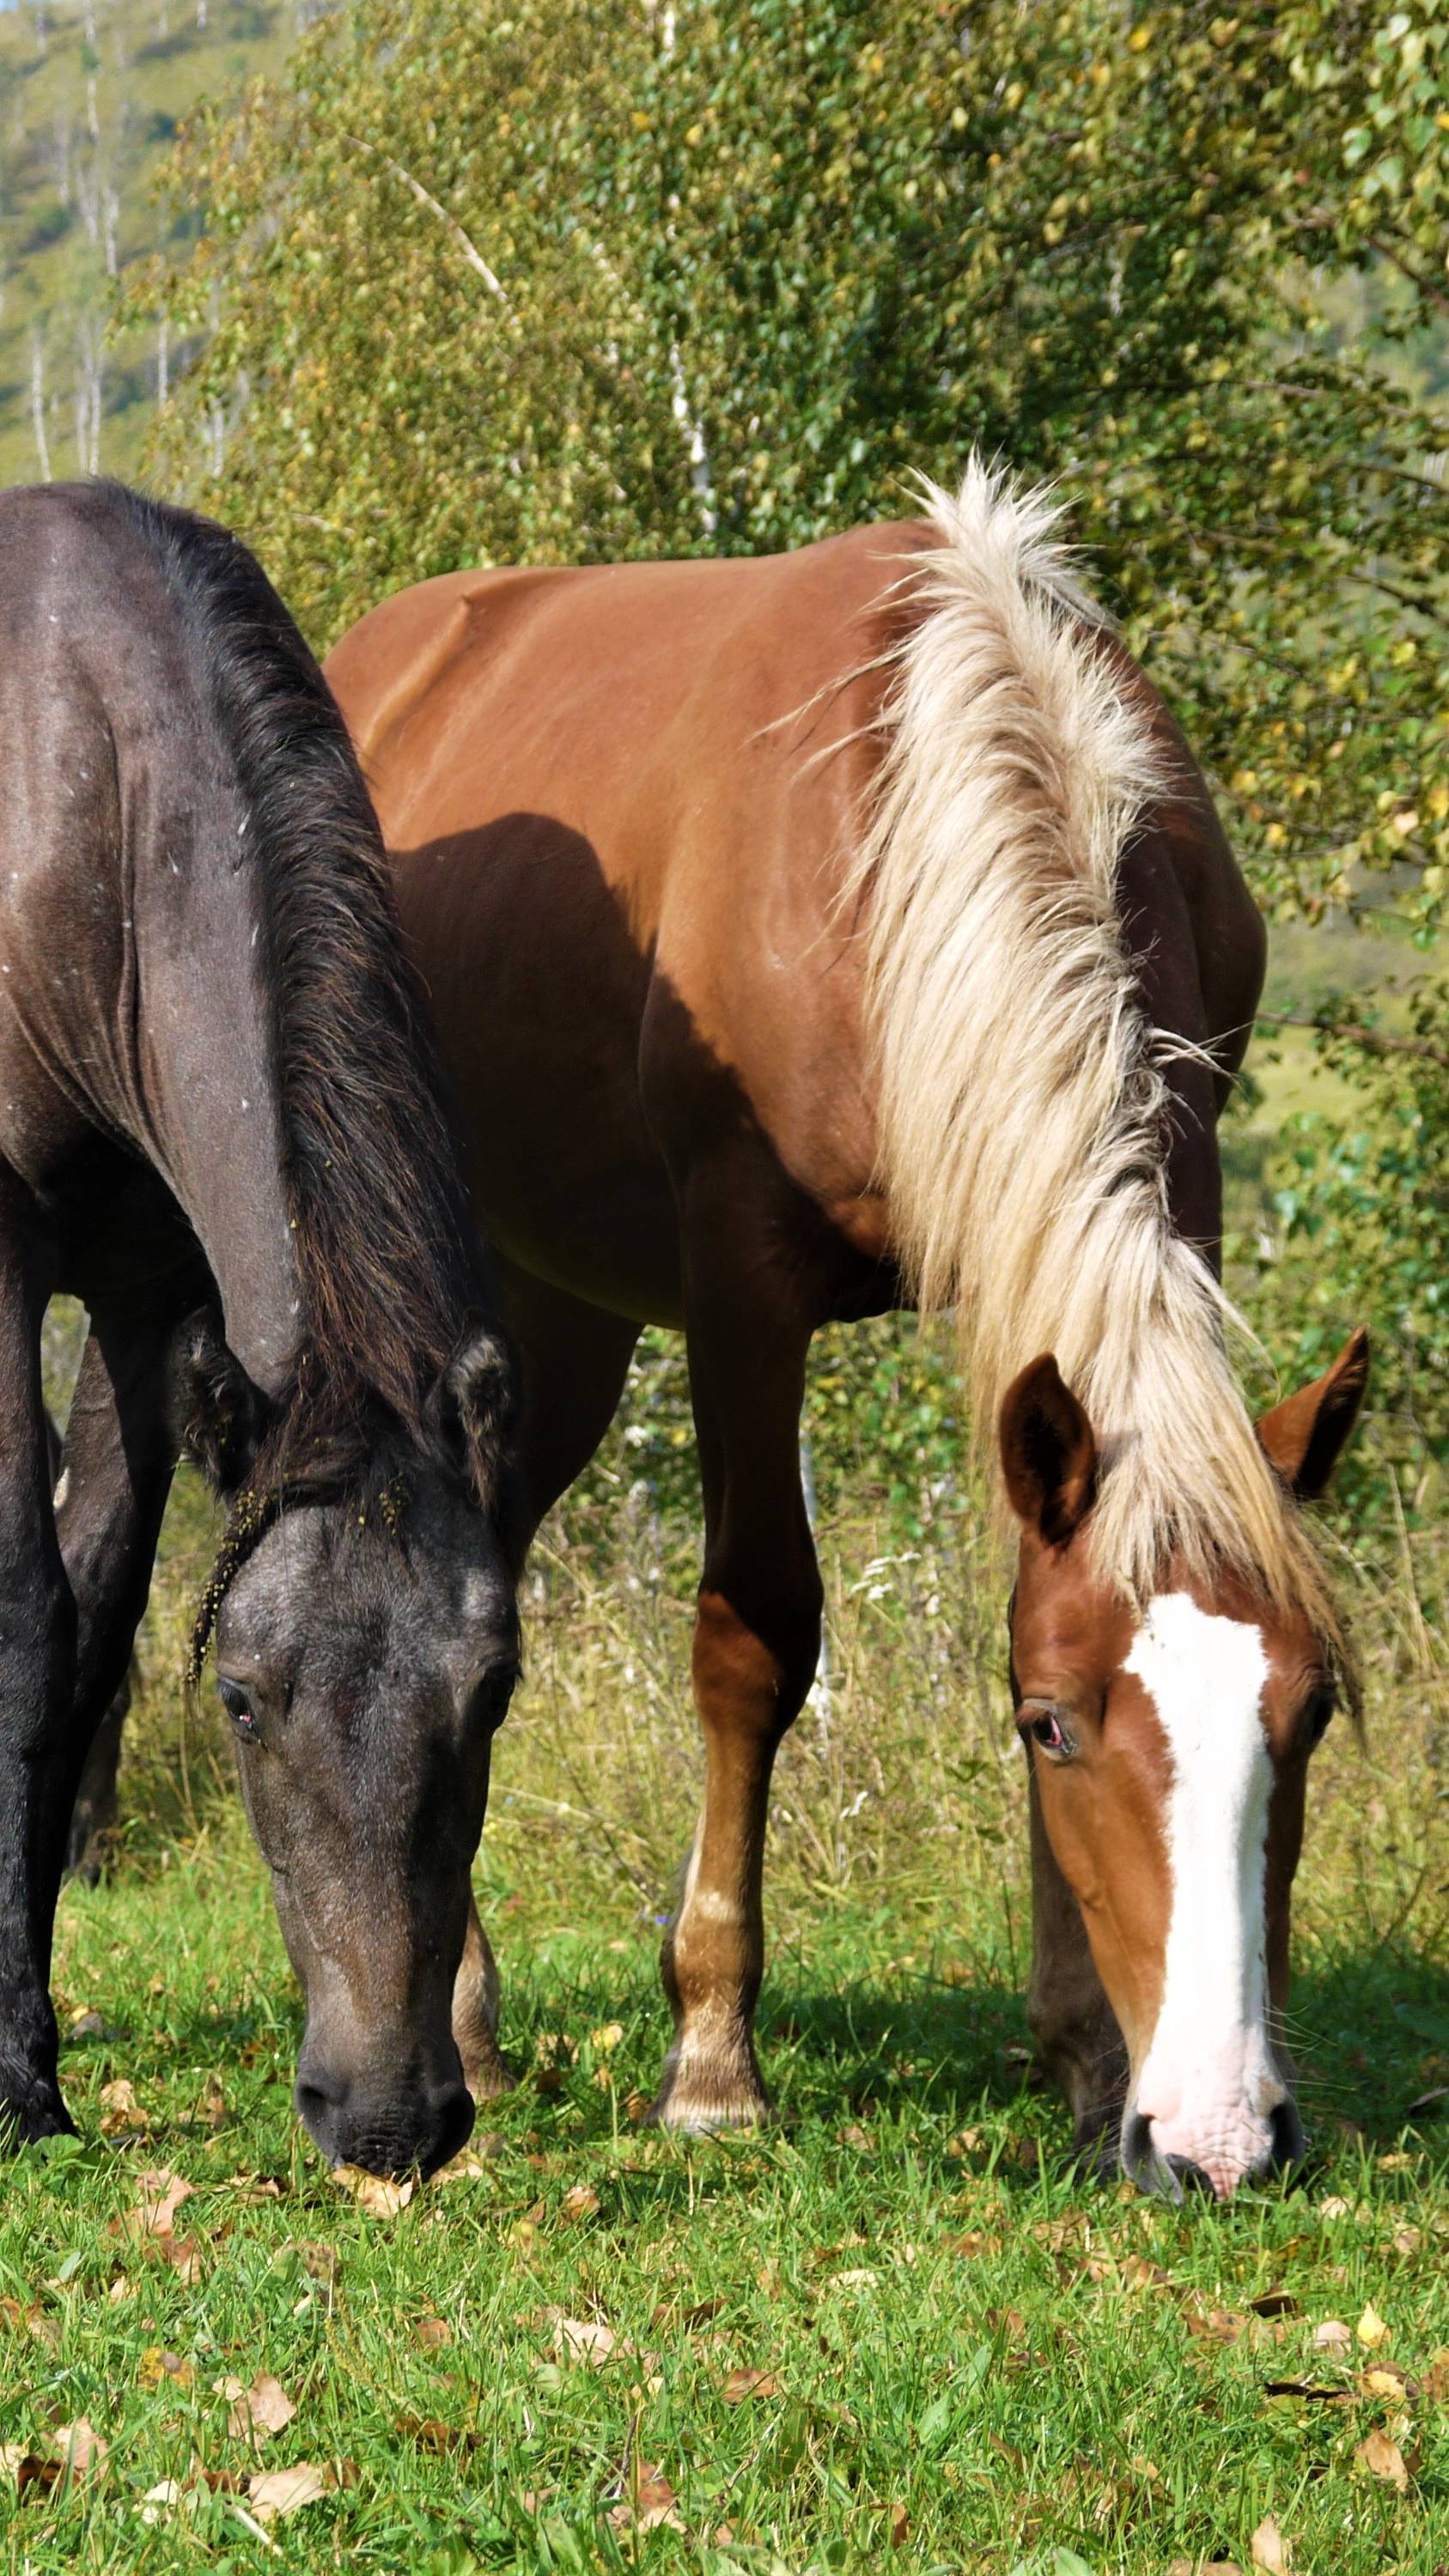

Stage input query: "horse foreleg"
[
  {"left": 1026, "top": 1769, "right": 1129, "bottom": 2167},
  {"left": 654, "top": 1254, "right": 820, "bottom": 2133},
  {"left": 0, "top": 1198, "right": 78, "bottom": 2139}
]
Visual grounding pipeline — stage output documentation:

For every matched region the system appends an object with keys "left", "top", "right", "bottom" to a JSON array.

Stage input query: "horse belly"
[{"left": 393, "top": 821, "right": 685, "bottom": 1327}]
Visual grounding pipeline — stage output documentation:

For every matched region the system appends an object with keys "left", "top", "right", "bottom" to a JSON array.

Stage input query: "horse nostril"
[
  {"left": 1269, "top": 2097, "right": 1305, "bottom": 2171},
  {"left": 295, "top": 2069, "right": 348, "bottom": 2144},
  {"left": 421, "top": 2081, "right": 475, "bottom": 2180}
]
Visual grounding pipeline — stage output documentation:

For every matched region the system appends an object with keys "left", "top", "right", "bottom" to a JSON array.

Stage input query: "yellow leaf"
[{"left": 1356, "top": 2302, "right": 1389, "bottom": 2348}]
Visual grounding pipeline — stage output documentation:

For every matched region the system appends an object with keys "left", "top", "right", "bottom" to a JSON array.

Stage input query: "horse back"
[{"left": 328, "top": 521, "right": 1263, "bottom": 1310}]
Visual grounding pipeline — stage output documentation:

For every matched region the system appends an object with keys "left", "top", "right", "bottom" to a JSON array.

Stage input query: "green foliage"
[
  {"left": 0, "top": 1, "right": 291, "bottom": 490},
  {"left": 143, "top": 0, "right": 1449, "bottom": 934},
  {"left": 1250, "top": 986, "right": 1449, "bottom": 1520}
]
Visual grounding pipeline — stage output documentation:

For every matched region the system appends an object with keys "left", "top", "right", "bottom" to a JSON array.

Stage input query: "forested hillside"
[{"left": 0, "top": 0, "right": 293, "bottom": 489}]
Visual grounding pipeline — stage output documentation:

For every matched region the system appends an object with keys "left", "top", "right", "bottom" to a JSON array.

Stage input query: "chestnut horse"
[
  {"left": 3, "top": 483, "right": 517, "bottom": 2178},
  {"left": 323, "top": 465, "right": 1369, "bottom": 2198}
]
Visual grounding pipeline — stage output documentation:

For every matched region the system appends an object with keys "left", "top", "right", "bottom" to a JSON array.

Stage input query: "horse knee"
[{"left": 693, "top": 1583, "right": 821, "bottom": 1738}]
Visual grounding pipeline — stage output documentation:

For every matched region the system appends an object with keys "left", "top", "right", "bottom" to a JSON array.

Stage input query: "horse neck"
[{"left": 132, "top": 777, "right": 302, "bottom": 1398}]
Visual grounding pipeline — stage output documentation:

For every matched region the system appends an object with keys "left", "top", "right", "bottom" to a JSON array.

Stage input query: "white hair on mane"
[{"left": 849, "top": 458, "right": 1327, "bottom": 1625}]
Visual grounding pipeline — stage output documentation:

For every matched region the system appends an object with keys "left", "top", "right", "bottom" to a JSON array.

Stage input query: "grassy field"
[{"left": 0, "top": 1395, "right": 1442, "bottom": 2574}]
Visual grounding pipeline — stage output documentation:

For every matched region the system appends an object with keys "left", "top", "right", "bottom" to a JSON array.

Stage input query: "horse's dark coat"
[{"left": 0, "top": 483, "right": 515, "bottom": 2173}]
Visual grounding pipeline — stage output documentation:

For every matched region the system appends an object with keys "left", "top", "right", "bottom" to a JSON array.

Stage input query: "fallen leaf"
[
  {"left": 1356, "top": 2302, "right": 1390, "bottom": 2349},
  {"left": 99, "top": 2078, "right": 149, "bottom": 2137},
  {"left": 721, "top": 2368, "right": 781, "bottom": 2403},
  {"left": 1356, "top": 2428, "right": 1409, "bottom": 2494},
  {"left": 1249, "top": 2289, "right": 1300, "bottom": 2319},
  {"left": 294, "top": 2240, "right": 339, "bottom": 2287},
  {"left": 246, "top": 2462, "right": 333, "bottom": 2521},
  {"left": 398, "top": 2413, "right": 477, "bottom": 2456},
  {"left": 331, "top": 2166, "right": 413, "bottom": 2219},
  {"left": 890, "top": 2500, "right": 910, "bottom": 2549},
  {"left": 415, "top": 2314, "right": 453, "bottom": 2350},
  {"left": 1361, "top": 2364, "right": 1410, "bottom": 2398},
  {"left": 590, "top": 2024, "right": 624, "bottom": 2052},
  {"left": 69, "top": 2008, "right": 105, "bottom": 2038},
  {"left": 1186, "top": 2306, "right": 1251, "bottom": 2345},
  {"left": 138, "top": 2477, "right": 192, "bottom": 2526},
  {"left": 161, "top": 2234, "right": 204, "bottom": 2285},
  {"left": 1251, "top": 2512, "right": 1291, "bottom": 2573},
  {"left": 52, "top": 2418, "right": 108, "bottom": 2482},
  {"left": 831, "top": 2268, "right": 880, "bottom": 2290},
  {"left": 188, "top": 2073, "right": 228, "bottom": 2134},
  {"left": 1311, "top": 2318, "right": 1352, "bottom": 2354},
  {"left": 1318, "top": 2195, "right": 1351, "bottom": 2219},
  {"left": 0, "top": 2445, "right": 58, "bottom": 2498},
  {"left": 1262, "top": 2379, "right": 1349, "bottom": 2403},
  {"left": 216, "top": 2372, "right": 296, "bottom": 2443},
  {"left": 138, "top": 2347, "right": 193, "bottom": 2390},
  {"left": 129, "top": 2169, "right": 194, "bottom": 2239},
  {"left": 607, "top": 2463, "right": 683, "bottom": 2535},
  {"left": 560, "top": 2184, "right": 600, "bottom": 2222},
  {"left": 838, "top": 2123, "right": 874, "bottom": 2153},
  {"left": 555, "top": 2318, "right": 617, "bottom": 2366}
]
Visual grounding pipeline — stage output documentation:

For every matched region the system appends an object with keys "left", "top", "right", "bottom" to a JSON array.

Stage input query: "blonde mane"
[{"left": 851, "top": 459, "right": 1328, "bottom": 1627}]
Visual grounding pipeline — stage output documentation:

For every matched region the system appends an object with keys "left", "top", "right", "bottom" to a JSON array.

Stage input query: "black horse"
[{"left": 0, "top": 482, "right": 518, "bottom": 2178}]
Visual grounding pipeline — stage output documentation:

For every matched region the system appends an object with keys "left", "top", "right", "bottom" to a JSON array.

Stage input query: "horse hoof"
[
  {"left": 649, "top": 2050, "right": 771, "bottom": 2135},
  {"left": 0, "top": 2087, "right": 75, "bottom": 2149}
]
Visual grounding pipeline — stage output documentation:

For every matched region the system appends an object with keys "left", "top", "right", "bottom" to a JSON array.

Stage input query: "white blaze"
[{"left": 1124, "top": 1591, "right": 1280, "bottom": 2191}]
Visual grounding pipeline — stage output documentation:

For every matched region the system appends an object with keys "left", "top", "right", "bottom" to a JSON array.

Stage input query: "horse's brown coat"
[{"left": 326, "top": 512, "right": 1359, "bottom": 2181}]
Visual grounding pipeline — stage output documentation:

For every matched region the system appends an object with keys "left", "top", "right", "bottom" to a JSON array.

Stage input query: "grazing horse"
[
  {"left": 322, "top": 465, "right": 1368, "bottom": 2198},
  {"left": 1, "top": 482, "right": 518, "bottom": 2178}
]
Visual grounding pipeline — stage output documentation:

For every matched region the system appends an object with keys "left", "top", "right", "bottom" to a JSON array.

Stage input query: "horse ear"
[
  {"left": 170, "top": 1308, "right": 265, "bottom": 1496},
  {"left": 430, "top": 1316, "right": 515, "bottom": 1492},
  {"left": 999, "top": 1354, "right": 1098, "bottom": 1546},
  {"left": 1257, "top": 1326, "right": 1370, "bottom": 1500}
]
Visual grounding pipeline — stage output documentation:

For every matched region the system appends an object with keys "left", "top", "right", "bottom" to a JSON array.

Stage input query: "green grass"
[
  {"left": 0, "top": 1443, "right": 1445, "bottom": 2575},
  {"left": 3, "top": 1824, "right": 1444, "bottom": 2573}
]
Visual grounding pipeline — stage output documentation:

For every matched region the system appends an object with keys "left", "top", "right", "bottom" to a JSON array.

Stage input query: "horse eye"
[
  {"left": 1021, "top": 1705, "right": 1072, "bottom": 1759},
  {"left": 217, "top": 1678, "right": 256, "bottom": 1736},
  {"left": 472, "top": 1662, "right": 518, "bottom": 1732},
  {"left": 1306, "top": 1684, "right": 1336, "bottom": 1749}
]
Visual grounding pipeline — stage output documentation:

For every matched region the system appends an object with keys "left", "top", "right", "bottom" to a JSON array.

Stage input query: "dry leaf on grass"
[
  {"left": 1250, "top": 2513, "right": 1291, "bottom": 2573},
  {"left": 721, "top": 2367, "right": 781, "bottom": 2403},
  {"left": 246, "top": 2461, "right": 333, "bottom": 2521},
  {"left": 52, "top": 2418, "right": 108, "bottom": 2481},
  {"left": 554, "top": 2317, "right": 618, "bottom": 2366},
  {"left": 560, "top": 2184, "right": 600, "bottom": 2222},
  {"left": 1361, "top": 2364, "right": 1411, "bottom": 2398},
  {"left": 1356, "top": 2302, "right": 1390, "bottom": 2349},
  {"left": 138, "top": 2347, "right": 193, "bottom": 2390},
  {"left": 331, "top": 2166, "right": 413, "bottom": 2219},
  {"left": 415, "top": 2313, "right": 453, "bottom": 2350},
  {"left": 1312, "top": 2318, "right": 1352, "bottom": 2354},
  {"left": 0, "top": 2445, "right": 58, "bottom": 2500},
  {"left": 1356, "top": 2428, "right": 1410, "bottom": 2494},
  {"left": 889, "top": 2501, "right": 910, "bottom": 2549},
  {"left": 128, "top": 2169, "right": 195, "bottom": 2239},
  {"left": 216, "top": 2372, "right": 296, "bottom": 2443},
  {"left": 606, "top": 2463, "right": 683, "bottom": 2536},
  {"left": 99, "top": 2078, "right": 149, "bottom": 2137},
  {"left": 398, "top": 2413, "right": 478, "bottom": 2456}
]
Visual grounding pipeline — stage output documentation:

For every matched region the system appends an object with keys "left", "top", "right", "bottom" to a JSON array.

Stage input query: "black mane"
[{"left": 101, "top": 484, "right": 501, "bottom": 1498}]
